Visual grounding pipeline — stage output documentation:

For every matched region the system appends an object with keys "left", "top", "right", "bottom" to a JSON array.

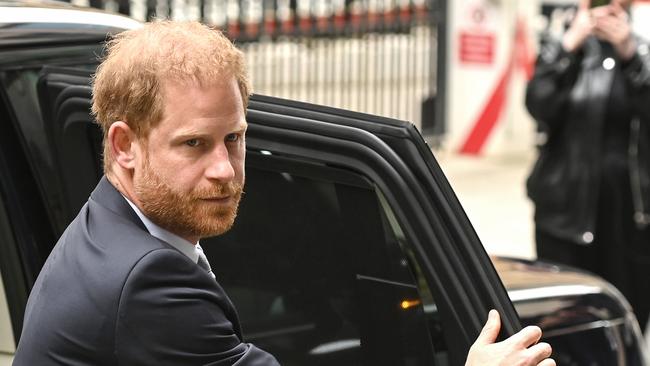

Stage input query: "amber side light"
[{"left": 400, "top": 299, "right": 421, "bottom": 310}]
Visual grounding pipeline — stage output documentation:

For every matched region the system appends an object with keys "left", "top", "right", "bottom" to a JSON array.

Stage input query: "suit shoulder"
[
  {"left": 118, "top": 247, "right": 214, "bottom": 304},
  {"left": 114, "top": 248, "right": 255, "bottom": 364}
]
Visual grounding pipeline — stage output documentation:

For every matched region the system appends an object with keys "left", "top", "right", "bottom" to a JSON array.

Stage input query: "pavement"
[{"left": 434, "top": 150, "right": 537, "bottom": 260}]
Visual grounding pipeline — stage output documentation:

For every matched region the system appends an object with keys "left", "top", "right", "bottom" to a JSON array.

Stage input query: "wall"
[{"left": 445, "top": 0, "right": 540, "bottom": 156}]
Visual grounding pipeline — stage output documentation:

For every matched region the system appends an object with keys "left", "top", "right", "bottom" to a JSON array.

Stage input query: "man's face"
[{"left": 132, "top": 78, "right": 247, "bottom": 242}]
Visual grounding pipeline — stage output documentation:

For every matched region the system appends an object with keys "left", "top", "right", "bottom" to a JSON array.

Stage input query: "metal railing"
[{"left": 74, "top": 0, "right": 443, "bottom": 132}]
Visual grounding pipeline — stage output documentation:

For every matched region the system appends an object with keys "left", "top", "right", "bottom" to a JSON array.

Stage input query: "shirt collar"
[{"left": 122, "top": 195, "right": 200, "bottom": 263}]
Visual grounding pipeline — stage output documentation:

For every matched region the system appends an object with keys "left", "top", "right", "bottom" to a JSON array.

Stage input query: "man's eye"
[
  {"left": 225, "top": 133, "right": 240, "bottom": 142},
  {"left": 185, "top": 139, "right": 201, "bottom": 147}
]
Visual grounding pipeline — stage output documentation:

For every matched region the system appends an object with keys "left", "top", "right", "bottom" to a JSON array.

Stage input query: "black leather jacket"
[{"left": 525, "top": 35, "right": 650, "bottom": 244}]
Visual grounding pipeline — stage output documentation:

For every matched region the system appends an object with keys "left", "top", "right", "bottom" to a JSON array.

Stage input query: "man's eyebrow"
[
  {"left": 221, "top": 119, "right": 248, "bottom": 132},
  {"left": 172, "top": 129, "right": 208, "bottom": 137},
  {"left": 172, "top": 121, "right": 248, "bottom": 138},
  {"left": 236, "top": 121, "right": 248, "bottom": 131}
]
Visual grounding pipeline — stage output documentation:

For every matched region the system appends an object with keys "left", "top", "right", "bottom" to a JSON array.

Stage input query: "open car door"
[
  {"left": 208, "top": 96, "right": 523, "bottom": 365},
  {"left": 27, "top": 69, "right": 521, "bottom": 365}
]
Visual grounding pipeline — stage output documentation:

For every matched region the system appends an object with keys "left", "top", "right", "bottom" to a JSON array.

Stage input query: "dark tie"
[{"left": 196, "top": 247, "right": 216, "bottom": 280}]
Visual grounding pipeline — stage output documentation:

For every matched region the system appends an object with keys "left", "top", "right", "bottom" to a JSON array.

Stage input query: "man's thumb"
[{"left": 475, "top": 309, "right": 500, "bottom": 345}]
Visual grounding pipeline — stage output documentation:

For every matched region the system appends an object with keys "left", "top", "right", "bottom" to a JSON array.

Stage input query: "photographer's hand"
[
  {"left": 593, "top": 3, "right": 636, "bottom": 60},
  {"left": 563, "top": 0, "right": 594, "bottom": 53}
]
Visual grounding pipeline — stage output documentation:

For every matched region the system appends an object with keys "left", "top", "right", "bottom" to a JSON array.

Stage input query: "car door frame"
[{"left": 244, "top": 95, "right": 522, "bottom": 360}]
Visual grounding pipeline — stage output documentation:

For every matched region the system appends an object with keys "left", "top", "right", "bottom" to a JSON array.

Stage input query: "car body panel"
[
  {"left": 0, "top": 271, "right": 14, "bottom": 354},
  {"left": 497, "top": 257, "right": 649, "bottom": 365},
  {"left": 0, "top": 259, "right": 13, "bottom": 365},
  {"left": 0, "top": 355, "right": 11, "bottom": 366},
  {"left": 0, "top": 1, "right": 140, "bottom": 47}
]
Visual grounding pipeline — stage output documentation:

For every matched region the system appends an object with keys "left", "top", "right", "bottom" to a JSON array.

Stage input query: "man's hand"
[{"left": 465, "top": 310, "right": 555, "bottom": 366}]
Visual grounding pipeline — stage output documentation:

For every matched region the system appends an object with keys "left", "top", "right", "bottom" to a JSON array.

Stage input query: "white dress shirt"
[{"left": 123, "top": 195, "right": 202, "bottom": 264}]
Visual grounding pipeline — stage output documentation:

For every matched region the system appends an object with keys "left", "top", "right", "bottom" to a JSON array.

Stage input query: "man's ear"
[{"left": 108, "top": 121, "right": 139, "bottom": 170}]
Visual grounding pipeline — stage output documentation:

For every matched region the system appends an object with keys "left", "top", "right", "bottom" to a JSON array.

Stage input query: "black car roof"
[{"left": 0, "top": 0, "right": 141, "bottom": 48}]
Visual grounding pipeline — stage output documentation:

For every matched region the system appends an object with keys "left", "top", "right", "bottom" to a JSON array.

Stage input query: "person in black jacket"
[{"left": 526, "top": 0, "right": 650, "bottom": 328}]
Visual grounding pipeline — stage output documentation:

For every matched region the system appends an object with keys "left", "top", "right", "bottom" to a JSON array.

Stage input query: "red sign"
[{"left": 459, "top": 31, "right": 495, "bottom": 65}]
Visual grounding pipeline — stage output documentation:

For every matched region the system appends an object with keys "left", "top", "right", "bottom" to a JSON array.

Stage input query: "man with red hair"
[{"left": 15, "top": 20, "right": 554, "bottom": 366}]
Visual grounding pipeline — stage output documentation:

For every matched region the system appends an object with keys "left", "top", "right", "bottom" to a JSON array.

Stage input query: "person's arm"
[
  {"left": 115, "top": 248, "right": 280, "bottom": 366},
  {"left": 621, "top": 47, "right": 650, "bottom": 120},
  {"left": 592, "top": 3, "right": 650, "bottom": 121},
  {"left": 525, "top": 40, "right": 581, "bottom": 129},
  {"left": 525, "top": 0, "right": 591, "bottom": 132},
  {"left": 619, "top": 41, "right": 650, "bottom": 121},
  {"left": 465, "top": 310, "right": 555, "bottom": 366}
]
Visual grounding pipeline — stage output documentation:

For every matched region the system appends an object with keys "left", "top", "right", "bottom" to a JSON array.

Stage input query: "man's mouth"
[{"left": 201, "top": 196, "right": 232, "bottom": 203}]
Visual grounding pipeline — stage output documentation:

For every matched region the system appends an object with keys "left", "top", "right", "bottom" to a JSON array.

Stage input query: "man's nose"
[{"left": 205, "top": 145, "right": 235, "bottom": 182}]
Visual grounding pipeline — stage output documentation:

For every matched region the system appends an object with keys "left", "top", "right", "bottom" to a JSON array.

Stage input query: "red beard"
[{"left": 134, "top": 158, "right": 243, "bottom": 240}]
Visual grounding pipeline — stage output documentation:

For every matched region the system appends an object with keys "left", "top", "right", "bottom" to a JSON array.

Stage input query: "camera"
[{"left": 590, "top": 0, "right": 610, "bottom": 8}]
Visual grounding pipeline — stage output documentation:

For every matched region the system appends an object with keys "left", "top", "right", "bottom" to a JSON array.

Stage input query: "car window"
[
  {"left": 1, "top": 69, "right": 51, "bottom": 170},
  {"left": 0, "top": 48, "right": 99, "bottom": 173},
  {"left": 375, "top": 190, "right": 450, "bottom": 365},
  {"left": 203, "top": 153, "right": 449, "bottom": 365},
  {"left": 1, "top": 59, "right": 100, "bottom": 235}
]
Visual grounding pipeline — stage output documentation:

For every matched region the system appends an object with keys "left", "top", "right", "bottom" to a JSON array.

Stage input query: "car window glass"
[
  {"left": 1, "top": 64, "right": 97, "bottom": 175},
  {"left": 1, "top": 70, "right": 50, "bottom": 167},
  {"left": 376, "top": 190, "right": 450, "bottom": 365},
  {"left": 1, "top": 65, "right": 100, "bottom": 235},
  {"left": 204, "top": 155, "right": 448, "bottom": 365}
]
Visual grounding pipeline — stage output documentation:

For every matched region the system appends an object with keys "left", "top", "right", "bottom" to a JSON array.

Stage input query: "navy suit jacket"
[{"left": 14, "top": 177, "right": 279, "bottom": 365}]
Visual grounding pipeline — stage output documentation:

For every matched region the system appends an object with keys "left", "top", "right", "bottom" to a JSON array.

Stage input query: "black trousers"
[{"left": 536, "top": 170, "right": 650, "bottom": 329}]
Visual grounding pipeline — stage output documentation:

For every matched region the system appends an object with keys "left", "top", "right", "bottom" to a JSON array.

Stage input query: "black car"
[{"left": 0, "top": 1, "right": 647, "bottom": 365}]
